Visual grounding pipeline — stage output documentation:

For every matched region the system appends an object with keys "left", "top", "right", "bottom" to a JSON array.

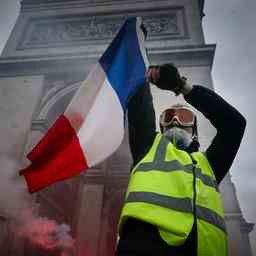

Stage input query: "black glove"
[{"left": 148, "top": 63, "right": 186, "bottom": 94}]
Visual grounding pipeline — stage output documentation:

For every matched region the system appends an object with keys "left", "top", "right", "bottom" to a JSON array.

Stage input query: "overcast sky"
[
  {"left": 203, "top": 0, "right": 256, "bottom": 254},
  {"left": 0, "top": 0, "right": 255, "bottom": 254}
]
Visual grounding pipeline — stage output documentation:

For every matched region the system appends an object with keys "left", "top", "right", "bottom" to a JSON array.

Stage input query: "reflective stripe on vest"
[
  {"left": 120, "top": 133, "right": 227, "bottom": 254},
  {"left": 126, "top": 191, "right": 226, "bottom": 233},
  {"left": 134, "top": 135, "right": 219, "bottom": 192},
  {"left": 136, "top": 135, "right": 225, "bottom": 232}
]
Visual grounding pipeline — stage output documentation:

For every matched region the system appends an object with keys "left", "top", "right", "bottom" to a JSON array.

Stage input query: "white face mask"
[{"left": 164, "top": 127, "right": 192, "bottom": 150}]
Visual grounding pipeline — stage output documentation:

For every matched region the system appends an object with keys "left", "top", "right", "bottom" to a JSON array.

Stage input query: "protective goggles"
[{"left": 160, "top": 107, "right": 195, "bottom": 128}]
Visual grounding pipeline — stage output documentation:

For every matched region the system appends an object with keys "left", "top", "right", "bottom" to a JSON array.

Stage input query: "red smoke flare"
[{"left": 14, "top": 209, "right": 75, "bottom": 255}]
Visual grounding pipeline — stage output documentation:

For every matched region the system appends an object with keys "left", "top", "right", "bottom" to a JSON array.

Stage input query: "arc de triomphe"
[{"left": 0, "top": 0, "right": 254, "bottom": 255}]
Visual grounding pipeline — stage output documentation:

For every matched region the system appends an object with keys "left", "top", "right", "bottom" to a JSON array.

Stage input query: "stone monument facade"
[{"left": 0, "top": 0, "right": 254, "bottom": 255}]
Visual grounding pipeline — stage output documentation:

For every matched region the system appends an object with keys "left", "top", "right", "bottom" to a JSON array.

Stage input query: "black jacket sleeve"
[
  {"left": 184, "top": 85, "right": 246, "bottom": 184},
  {"left": 127, "top": 83, "right": 156, "bottom": 167}
]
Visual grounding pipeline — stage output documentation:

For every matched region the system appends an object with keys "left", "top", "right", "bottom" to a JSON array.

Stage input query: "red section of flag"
[{"left": 20, "top": 114, "right": 88, "bottom": 193}]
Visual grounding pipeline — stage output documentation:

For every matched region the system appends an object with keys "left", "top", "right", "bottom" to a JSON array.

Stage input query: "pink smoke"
[
  {"left": 0, "top": 156, "right": 81, "bottom": 255},
  {"left": 13, "top": 208, "right": 76, "bottom": 255}
]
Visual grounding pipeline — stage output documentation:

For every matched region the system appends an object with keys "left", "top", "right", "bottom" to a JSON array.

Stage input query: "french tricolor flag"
[{"left": 20, "top": 17, "right": 149, "bottom": 193}]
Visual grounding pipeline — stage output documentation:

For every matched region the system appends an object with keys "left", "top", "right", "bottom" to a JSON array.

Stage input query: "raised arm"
[
  {"left": 127, "top": 83, "right": 156, "bottom": 167},
  {"left": 184, "top": 85, "right": 246, "bottom": 184},
  {"left": 147, "top": 63, "right": 246, "bottom": 184}
]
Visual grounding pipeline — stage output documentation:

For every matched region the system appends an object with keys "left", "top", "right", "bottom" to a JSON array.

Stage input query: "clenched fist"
[{"left": 146, "top": 63, "right": 188, "bottom": 95}]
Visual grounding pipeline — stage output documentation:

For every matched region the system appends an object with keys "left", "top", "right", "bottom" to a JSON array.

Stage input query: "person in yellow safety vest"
[{"left": 116, "top": 63, "right": 246, "bottom": 256}]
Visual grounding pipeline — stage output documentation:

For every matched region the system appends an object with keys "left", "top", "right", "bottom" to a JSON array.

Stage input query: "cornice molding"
[
  {"left": 0, "top": 44, "right": 216, "bottom": 77},
  {"left": 20, "top": 0, "right": 204, "bottom": 19},
  {"left": 224, "top": 213, "right": 255, "bottom": 234},
  {"left": 20, "top": 0, "right": 183, "bottom": 12}
]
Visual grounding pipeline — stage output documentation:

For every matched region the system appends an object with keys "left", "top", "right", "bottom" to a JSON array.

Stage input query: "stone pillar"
[
  {"left": 220, "top": 174, "right": 254, "bottom": 256},
  {"left": 76, "top": 183, "right": 104, "bottom": 256}
]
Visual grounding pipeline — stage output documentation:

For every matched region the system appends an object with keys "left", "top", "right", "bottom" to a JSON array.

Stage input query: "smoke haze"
[{"left": 0, "top": 156, "right": 76, "bottom": 255}]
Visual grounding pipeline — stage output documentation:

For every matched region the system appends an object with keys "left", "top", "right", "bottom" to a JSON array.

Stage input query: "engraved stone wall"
[{"left": 18, "top": 9, "right": 186, "bottom": 50}]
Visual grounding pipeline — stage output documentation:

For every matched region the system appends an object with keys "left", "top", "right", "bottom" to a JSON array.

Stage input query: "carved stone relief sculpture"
[{"left": 18, "top": 9, "right": 185, "bottom": 49}]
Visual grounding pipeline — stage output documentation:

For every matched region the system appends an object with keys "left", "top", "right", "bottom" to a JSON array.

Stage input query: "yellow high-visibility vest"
[{"left": 119, "top": 133, "right": 228, "bottom": 256}]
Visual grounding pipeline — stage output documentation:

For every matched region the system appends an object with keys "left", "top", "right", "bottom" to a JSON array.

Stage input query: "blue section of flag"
[{"left": 99, "top": 17, "right": 147, "bottom": 110}]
